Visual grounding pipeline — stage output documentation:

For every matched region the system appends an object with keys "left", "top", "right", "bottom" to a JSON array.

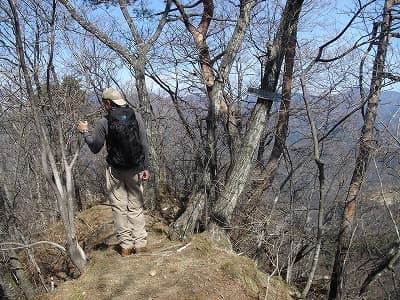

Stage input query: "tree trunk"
[
  {"left": 169, "top": 0, "right": 256, "bottom": 238},
  {"left": 65, "top": 163, "right": 87, "bottom": 273},
  {"left": 8, "top": 249, "right": 37, "bottom": 299},
  {"left": 133, "top": 59, "right": 163, "bottom": 208},
  {"left": 237, "top": 12, "right": 299, "bottom": 227},
  {"left": 328, "top": 1, "right": 393, "bottom": 298},
  {"left": 0, "top": 276, "right": 20, "bottom": 300},
  {"left": 168, "top": 187, "right": 206, "bottom": 241},
  {"left": 212, "top": 0, "right": 304, "bottom": 229}
]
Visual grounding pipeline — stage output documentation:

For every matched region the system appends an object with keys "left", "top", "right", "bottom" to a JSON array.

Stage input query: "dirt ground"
[{"left": 35, "top": 205, "right": 294, "bottom": 300}]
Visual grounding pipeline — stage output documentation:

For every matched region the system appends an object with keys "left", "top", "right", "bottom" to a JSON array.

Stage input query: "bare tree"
[
  {"left": 170, "top": 0, "right": 255, "bottom": 185},
  {"left": 6, "top": 0, "right": 87, "bottom": 272},
  {"left": 299, "top": 44, "right": 326, "bottom": 300},
  {"left": 211, "top": 0, "right": 304, "bottom": 238},
  {"left": 168, "top": 0, "right": 257, "bottom": 240},
  {"left": 328, "top": 1, "right": 395, "bottom": 298}
]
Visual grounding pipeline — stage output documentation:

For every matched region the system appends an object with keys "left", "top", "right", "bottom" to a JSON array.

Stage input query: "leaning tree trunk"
[
  {"left": 211, "top": 0, "right": 305, "bottom": 234},
  {"left": 299, "top": 55, "right": 327, "bottom": 300},
  {"left": 328, "top": 1, "right": 393, "bottom": 299},
  {"left": 168, "top": 185, "right": 207, "bottom": 241},
  {"left": 236, "top": 13, "right": 299, "bottom": 231}
]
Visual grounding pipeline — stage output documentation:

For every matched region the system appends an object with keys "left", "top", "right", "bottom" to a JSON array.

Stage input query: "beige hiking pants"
[{"left": 106, "top": 166, "right": 147, "bottom": 249}]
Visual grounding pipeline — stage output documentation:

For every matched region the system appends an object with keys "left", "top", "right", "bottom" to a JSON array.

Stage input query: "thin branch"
[
  {"left": 318, "top": 38, "right": 374, "bottom": 63},
  {"left": 299, "top": 55, "right": 326, "bottom": 299},
  {"left": 316, "top": 0, "right": 376, "bottom": 62},
  {"left": 146, "top": 68, "right": 197, "bottom": 144},
  {"left": 218, "top": 0, "right": 256, "bottom": 80},
  {"left": 118, "top": 0, "right": 143, "bottom": 44},
  {"left": 146, "top": 0, "right": 172, "bottom": 49},
  {"left": 58, "top": 0, "right": 136, "bottom": 65},
  {"left": 382, "top": 72, "right": 400, "bottom": 81},
  {"left": 318, "top": 97, "right": 369, "bottom": 142},
  {"left": 359, "top": 242, "right": 400, "bottom": 296},
  {"left": 372, "top": 157, "right": 400, "bottom": 241},
  {"left": 172, "top": 0, "right": 197, "bottom": 35},
  {"left": 0, "top": 241, "right": 66, "bottom": 252},
  {"left": 380, "top": 120, "right": 400, "bottom": 146}
]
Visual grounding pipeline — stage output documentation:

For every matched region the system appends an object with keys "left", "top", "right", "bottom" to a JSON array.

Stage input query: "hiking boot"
[
  {"left": 134, "top": 247, "right": 148, "bottom": 254},
  {"left": 120, "top": 247, "right": 133, "bottom": 257}
]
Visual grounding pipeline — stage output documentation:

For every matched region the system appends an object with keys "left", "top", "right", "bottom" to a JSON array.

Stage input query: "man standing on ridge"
[{"left": 77, "top": 87, "right": 150, "bottom": 257}]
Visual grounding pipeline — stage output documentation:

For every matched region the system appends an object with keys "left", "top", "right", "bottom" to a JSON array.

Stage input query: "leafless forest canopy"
[{"left": 1, "top": 0, "right": 400, "bottom": 299}]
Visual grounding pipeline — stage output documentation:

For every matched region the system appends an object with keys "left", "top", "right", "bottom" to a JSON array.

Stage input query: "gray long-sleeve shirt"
[{"left": 82, "top": 111, "right": 149, "bottom": 171}]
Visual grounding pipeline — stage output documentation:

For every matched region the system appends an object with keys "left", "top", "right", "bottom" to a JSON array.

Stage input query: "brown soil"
[{"left": 35, "top": 205, "right": 294, "bottom": 300}]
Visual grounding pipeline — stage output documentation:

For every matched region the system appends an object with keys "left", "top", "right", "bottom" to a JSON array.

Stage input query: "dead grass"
[{"left": 34, "top": 205, "right": 294, "bottom": 300}]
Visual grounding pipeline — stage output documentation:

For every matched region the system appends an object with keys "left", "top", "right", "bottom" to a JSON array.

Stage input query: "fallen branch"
[{"left": 0, "top": 241, "right": 66, "bottom": 252}]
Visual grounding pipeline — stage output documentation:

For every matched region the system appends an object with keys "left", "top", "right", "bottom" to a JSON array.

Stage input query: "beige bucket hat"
[{"left": 102, "top": 88, "right": 127, "bottom": 106}]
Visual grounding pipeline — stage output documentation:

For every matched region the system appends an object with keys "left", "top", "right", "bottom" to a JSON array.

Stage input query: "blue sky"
[{"left": 80, "top": 0, "right": 400, "bottom": 94}]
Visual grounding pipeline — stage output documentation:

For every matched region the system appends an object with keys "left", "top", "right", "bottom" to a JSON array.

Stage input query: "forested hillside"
[{"left": 1, "top": 1, "right": 400, "bottom": 299}]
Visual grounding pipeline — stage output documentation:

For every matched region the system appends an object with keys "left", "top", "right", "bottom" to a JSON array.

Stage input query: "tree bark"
[
  {"left": 168, "top": 187, "right": 206, "bottom": 241},
  {"left": 134, "top": 59, "right": 165, "bottom": 207},
  {"left": 172, "top": 0, "right": 218, "bottom": 202},
  {"left": 328, "top": 1, "right": 394, "bottom": 298},
  {"left": 0, "top": 277, "right": 20, "bottom": 300},
  {"left": 8, "top": 249, "right": 37, "bottom": 299}
]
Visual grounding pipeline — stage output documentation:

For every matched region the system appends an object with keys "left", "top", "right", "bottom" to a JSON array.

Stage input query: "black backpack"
[{"left": 106, "top": 106, "right": 145, "bottom": 170}]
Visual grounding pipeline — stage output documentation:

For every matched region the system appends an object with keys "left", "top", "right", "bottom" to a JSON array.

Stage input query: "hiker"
[{"left": 77, "top": 88, "right": 149, "bottom": 257}]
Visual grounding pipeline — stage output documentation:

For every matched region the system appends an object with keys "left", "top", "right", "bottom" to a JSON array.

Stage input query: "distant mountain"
[
  {"left": 278, "top": 89, "right": 400, "bottom": 145},
  {"left": 378, "top": 90, "right": 400, "bottom": 124}
]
